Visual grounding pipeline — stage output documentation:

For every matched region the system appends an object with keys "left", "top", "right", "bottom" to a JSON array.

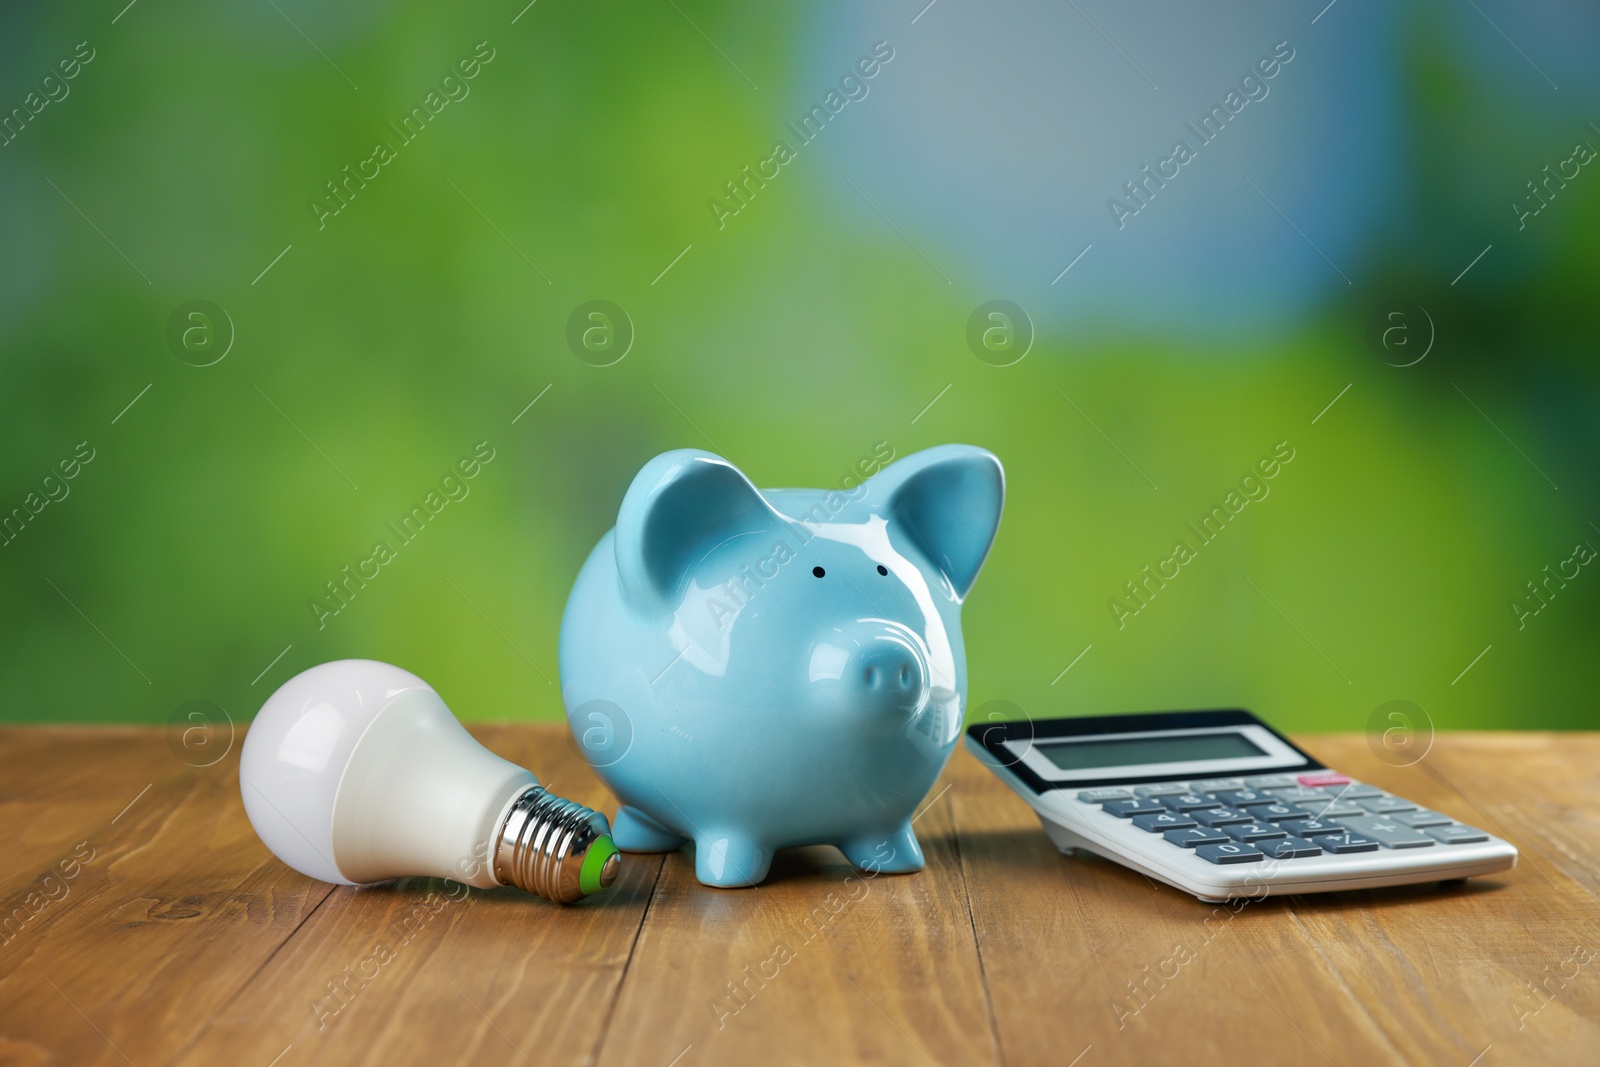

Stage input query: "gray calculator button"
[
  {"left": 1244, "top": 775, "right": 1298, "bottom": 789},
  {"left": 1160, "top": 793, "right": 1223, "bottom": 813},
  {"left": 1304, "top": 800, "right": 1365, "bottom": 819},
  {"left": 1133, "top": 811, "right": 1197, "bottom": 832},
  {"left": 1391, "top": 810, "right": 1452, "bottom": 829},
  {"left": 1164, "top": 827, "right": 1230, "bottom": 848},
  {"left": 1257, "top": 836, "right": 1322, "bottom": 859},
  {"left": 1323, "top": 782, "right": 1382, "bottom": 799},
  {"left": 1188, "top": 778, "right": 1245, "bottom": 793},
  {"left": 1077, "top": 788, "right": 1133, "bottom": 802},
  {"left": 1315, "top": 832, "right": 1381, "bottom": 854},
  {"left": 1279, "top": 818, "right": 1344, "bottom": 838},
  {"left": 1193, "top": 808, "right": 1253, "bottom": 828},
  {"left": 1426, "top": 825, "right": 1490, "bottom": 845},
  {"left": 1213, "top": 789, "right": 1276, "bottom": 808},
  {"left": 1102, "top": 798, "right": 1169, "bottom": 817},
  {"left": 1254, "top": 802, "right": 1313, "bottom": 822},
  {"left": 1357, "top": 796, "right": 1419, "bottom": 814},
  {"left": 1196, "top": 842, "right": 1264, "bottom": 864},
  {"left": 1134, "top": 783, "right": 1191, "bottom": 797},
  {"left": 1337, "top": 815, "right": 1434, "bottom": 848},
  {"left": 1222, "top": 821, "right": 1288, "bottom": 843},
  {"left": 1264, "top": 786, "right": 1327, "bottom": 803}
]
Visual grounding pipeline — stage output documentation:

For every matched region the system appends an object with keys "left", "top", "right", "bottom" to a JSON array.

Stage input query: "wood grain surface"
[{"left": 0, "top": 726, "right": 1595, "bottom": 1067}]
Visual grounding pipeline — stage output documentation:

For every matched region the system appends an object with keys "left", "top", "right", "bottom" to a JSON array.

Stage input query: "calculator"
[{"left": 965, "top": 709, "right": 1517, "bottom": 902}]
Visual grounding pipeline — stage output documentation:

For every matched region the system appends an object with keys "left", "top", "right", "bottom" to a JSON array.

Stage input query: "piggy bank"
[{"left": 559, "top": 444, "right": 1003, "bottom": 887}]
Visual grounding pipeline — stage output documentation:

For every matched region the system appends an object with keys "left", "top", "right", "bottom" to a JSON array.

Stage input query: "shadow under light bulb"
[{"left": 241, "top": 659, "right": 620, "bottom": 904}]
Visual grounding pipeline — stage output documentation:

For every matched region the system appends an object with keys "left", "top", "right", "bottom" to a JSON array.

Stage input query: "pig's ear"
[
  {"left": 871, "top": 445, "right": 1004, "bottom": 601},
  {"left": 615, "top": 450, "right": 782, "bottom": 609}
]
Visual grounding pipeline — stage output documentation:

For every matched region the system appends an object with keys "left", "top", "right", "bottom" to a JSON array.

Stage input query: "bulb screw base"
[{"left": 494, "top": 786, "right": 621, "bottom": 903}]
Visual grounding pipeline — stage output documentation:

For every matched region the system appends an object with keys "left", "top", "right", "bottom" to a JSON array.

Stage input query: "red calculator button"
[{"left": 1298, "top": 772, "right": 1351, "bottom": 787}]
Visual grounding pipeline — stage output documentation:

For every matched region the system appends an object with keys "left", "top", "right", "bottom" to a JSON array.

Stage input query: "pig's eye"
[
  {"left": 876, "top": 565, "right": 888, "bottom": 576},
  {"left": 812, "top": 566, "right": 826, "bottom": 578}
]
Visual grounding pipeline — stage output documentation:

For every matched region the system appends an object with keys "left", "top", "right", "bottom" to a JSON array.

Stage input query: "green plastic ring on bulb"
[{"left": 579, "top": 834, "right": 620, "bottom": 895}]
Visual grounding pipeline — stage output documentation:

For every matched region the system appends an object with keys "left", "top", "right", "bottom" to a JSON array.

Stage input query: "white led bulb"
[{"left": 240, "top": 659, "right": 619, "bottom": 903}]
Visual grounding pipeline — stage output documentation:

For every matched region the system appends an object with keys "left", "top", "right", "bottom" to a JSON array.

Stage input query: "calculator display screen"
[{"left": 1036, "top": 731, "right": 1266, "bottom": 771}]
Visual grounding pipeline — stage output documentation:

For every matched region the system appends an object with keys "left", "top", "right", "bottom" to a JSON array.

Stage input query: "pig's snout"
[
  {"left": 861, "top": 639, "right": 922, "bottom": 699},
  {"left": 810, "top": 622, "right": 931, "bottom": 720}
]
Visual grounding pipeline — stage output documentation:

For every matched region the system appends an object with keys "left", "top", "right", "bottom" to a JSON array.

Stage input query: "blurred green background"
[{"left": 1, "top": 0, "right": 1595, "bottom": 734}]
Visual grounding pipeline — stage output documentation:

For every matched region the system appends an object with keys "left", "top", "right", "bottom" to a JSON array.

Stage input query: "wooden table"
[{"left": 1, "top": 726, "right": 1595, "bottom": 1067}]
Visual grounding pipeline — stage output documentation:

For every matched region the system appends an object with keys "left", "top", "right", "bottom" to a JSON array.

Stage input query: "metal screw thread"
[{"left": 493, "top": 785, "right": 612, "bottom": 903}]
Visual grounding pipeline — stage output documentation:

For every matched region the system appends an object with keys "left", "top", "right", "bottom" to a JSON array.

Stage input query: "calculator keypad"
[{"left": 1081, "top": 776, "right": 1492, "bottom": 864}]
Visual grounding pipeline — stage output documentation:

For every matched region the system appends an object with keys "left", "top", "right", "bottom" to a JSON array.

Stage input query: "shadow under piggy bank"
[{"left": 560, "top": 445, "right": 1005, "bottom": 888}]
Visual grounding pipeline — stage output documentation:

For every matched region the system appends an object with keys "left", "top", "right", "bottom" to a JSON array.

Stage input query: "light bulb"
[{"left": 240, "top": 659, "right": 619, "bottom": 904}]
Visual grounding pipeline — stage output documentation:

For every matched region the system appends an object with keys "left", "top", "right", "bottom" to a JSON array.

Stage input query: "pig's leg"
[
  {"left": 612, "top": 805, "right": 687, "bottom": 852},
  {"left": 838, "top": 824, "right": 926, "bottom": 874},
  {"left": 692, "top": 831, "right": 773, "bottom": 888}
]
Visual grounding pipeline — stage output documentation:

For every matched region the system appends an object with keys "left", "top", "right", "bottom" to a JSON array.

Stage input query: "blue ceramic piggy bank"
[{"left": 559, "top": 444, "right": 1004, "bottom": 887}]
